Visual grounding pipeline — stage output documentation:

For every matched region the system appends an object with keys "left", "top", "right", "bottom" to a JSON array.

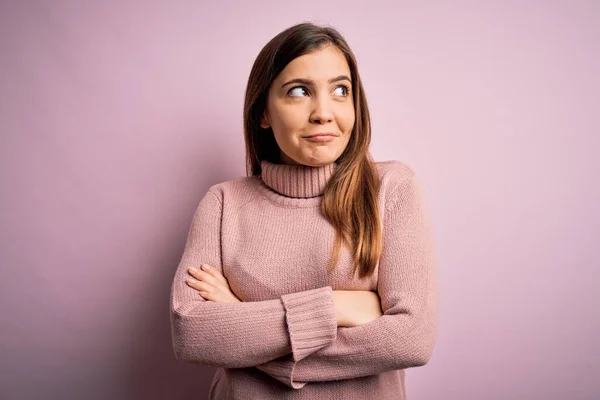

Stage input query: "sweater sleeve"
[
  {"left": 170, "top": 188, "right": 338, "bottom": 368},
  {"left": 254, "top": 173, "right": 438, "bottom": 389}
]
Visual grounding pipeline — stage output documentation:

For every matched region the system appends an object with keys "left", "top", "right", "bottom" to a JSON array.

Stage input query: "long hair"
[{"left": 243, "top": 22, "right": 382, "bottom": 279}]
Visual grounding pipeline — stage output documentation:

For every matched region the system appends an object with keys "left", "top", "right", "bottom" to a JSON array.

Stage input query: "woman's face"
[{"left": 260, "top": 44, "right": 355, "bottom": 166}]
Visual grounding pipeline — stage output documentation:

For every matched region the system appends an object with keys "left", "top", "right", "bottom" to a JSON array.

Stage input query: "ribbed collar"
[{"left": 260, "top": 159, "right": 337, "bottom": 198}]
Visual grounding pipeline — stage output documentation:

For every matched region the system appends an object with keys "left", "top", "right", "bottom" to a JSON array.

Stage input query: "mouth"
[
  {"left": 302, "top": 133, "right": 338, "bottom": 143},
  {"left": 302, "top": 133, "right": 339, "bottom": 138}
]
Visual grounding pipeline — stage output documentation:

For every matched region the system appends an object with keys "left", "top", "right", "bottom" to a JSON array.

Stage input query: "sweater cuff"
[{"left": 280, "top": 286, "right": 337, "bottom": 362}]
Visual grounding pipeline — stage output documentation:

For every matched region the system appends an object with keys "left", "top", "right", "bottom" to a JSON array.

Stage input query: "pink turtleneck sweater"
[{"left": 169, "top": 159, "right": 438, "bottom": 400}]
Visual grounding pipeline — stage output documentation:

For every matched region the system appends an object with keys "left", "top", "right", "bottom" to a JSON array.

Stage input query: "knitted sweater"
[{"left": 169, "top": 159, "right": 438, "bottom": 400}]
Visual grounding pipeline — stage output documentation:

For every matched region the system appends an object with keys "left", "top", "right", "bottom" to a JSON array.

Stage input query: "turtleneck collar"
[{"left": 259, "top": 159, "right": 337, "bottom": 199}]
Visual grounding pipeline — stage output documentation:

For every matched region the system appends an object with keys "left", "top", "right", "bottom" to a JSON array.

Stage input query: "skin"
[
  {"left": 260, "top": 44, "right": 354, "bottom": 167},
  {"left": 187, "top": 266, "right": 382, "bottom": 327},
  {"left": 186, "top": 264, "right": 241, "bottom": 303},
  {"left": 185, "top": 44, "right": 383, "bottom": 327}
]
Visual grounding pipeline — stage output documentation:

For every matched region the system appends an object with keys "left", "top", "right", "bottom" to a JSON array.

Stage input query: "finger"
[
  {"left": 185, "top": 278, "right": 211, "bottom": 292},
  {"left": 187, "top": 271, "right": 232, "bottom": 299},
  {"left": 198, "top": 291, "right": 212, "bottom": 301},
  {"left": 200, "top": 264, "right": 228, "bottom": 284},
  {"left": 187, "top": 267, "right": 221, "bottom": 287}
]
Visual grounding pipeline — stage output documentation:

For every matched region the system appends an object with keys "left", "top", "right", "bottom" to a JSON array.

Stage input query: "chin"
[
  {"left": 283, "top": 145, "right": 342, "bottom": 166},
  {"left": 299, "top": 155, "right": 338, "bottom": 167}
]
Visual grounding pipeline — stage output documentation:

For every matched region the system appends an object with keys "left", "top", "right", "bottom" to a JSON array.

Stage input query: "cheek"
[
  {"left": 271, "top": 105, "right": 307, "bottom": 136},
  {"left": 338, "top": 106, "right": 356, "bottom": 131}
]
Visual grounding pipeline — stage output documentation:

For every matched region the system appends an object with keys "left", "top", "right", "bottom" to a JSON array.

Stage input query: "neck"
[{"left": 259, "top": 159, "right": 337, "bottom": 198}]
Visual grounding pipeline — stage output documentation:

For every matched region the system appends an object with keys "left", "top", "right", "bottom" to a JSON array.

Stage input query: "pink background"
[{"left": 1, "top": 1, "right": 598, "bottom": 399}]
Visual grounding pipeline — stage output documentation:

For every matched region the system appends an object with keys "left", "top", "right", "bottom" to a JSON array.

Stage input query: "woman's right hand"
[{"left": 332, "top": 290, "right": 383, "bottom": 327}]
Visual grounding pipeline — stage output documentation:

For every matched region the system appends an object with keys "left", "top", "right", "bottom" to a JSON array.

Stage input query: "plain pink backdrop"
[{"left": 1, "top": 1, "right": 598, "bottom": 399}]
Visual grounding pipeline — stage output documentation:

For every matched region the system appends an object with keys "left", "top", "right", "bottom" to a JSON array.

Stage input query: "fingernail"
[{"left": 201, "top": 264, "right": 210, "bottom": 271}]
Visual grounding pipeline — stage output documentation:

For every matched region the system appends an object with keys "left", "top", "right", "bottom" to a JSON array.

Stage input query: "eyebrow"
[{"left": 281, "top": 75, "right": 352, "bottom": 88}]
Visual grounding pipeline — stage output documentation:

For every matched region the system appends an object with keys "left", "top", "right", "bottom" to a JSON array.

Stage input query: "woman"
[{"left": 170, "top": 22, "right": 438, "bottom": 400}]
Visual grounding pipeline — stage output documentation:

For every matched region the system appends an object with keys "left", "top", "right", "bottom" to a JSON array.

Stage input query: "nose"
[{"left": 309, "top": 95, "right": 334, "bottom": 124}]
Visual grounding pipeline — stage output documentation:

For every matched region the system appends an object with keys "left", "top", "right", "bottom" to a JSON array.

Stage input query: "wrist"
[{"left": 332, "top": 290, "right": 353, "bottom": 327}]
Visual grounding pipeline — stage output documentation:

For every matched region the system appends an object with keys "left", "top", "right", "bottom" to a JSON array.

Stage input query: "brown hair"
[{"left": 243, "top": 22, "right": 382, "bottom": 279}]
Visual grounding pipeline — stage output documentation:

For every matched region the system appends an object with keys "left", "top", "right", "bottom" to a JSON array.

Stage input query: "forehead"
[{"left": 277, "top": 45, "right": 350, "bottom": 81}]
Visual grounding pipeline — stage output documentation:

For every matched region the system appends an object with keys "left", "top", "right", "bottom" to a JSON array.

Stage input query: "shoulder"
[
  {"left": 374, "top": 160, "right": 421, "bottom": 208},
  {"left": 203, "top": 175, "right": 263, "bottom": 207},
  {"left": 374, "top": 159, "right": 417, "bottom": 189}
]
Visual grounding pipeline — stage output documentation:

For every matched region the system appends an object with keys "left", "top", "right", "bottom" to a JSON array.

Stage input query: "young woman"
[{"left": 170, "top": 22, "right": 438, "bottom": 400}]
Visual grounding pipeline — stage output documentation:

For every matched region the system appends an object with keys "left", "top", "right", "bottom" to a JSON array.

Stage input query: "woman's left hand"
[{"left": 186, "top": 264, "right": 241, "bottom": 303}]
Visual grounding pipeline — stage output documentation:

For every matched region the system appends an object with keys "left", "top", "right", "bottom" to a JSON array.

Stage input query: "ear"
[{"left": 260, "top": 112, "right": 270, "bottom": 129}]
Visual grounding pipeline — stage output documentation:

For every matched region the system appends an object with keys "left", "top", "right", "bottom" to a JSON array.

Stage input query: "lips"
[{"left": 303, "top": 133, "right": 338, "bottom": 138}]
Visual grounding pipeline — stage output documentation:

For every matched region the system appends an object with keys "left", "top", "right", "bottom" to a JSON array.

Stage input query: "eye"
[
  {"left": 287, "top": 86, "right": 309, "bottom": 97},
  {"left": 286, "top": 84, "right": 351, "bottom": 98},
  {"left": 334, "top": 85, "right": 351, "bottom": 97}
]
